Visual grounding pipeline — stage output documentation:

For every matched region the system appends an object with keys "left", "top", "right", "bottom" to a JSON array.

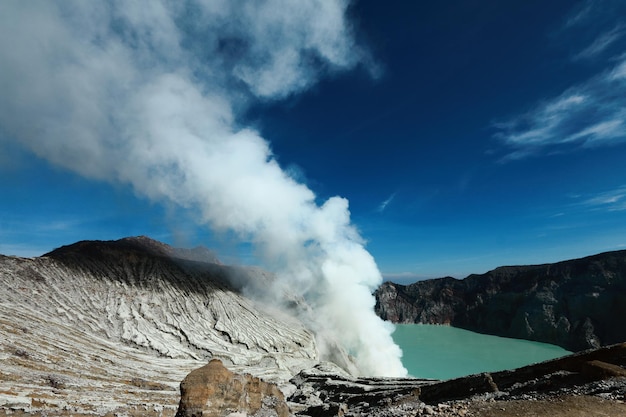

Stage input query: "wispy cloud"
[
  {"left": 563, "top": 0, "right": 595, "bottom": 28},
  {"left": 377, "top": 192, "right": 396, "bottom": 213},
  {"left": 579, "top": 185, "right": 626, "bottom": 211},
  {"left": 573, "top": 25, "right": 625, "bottom": 60},
  {"left": 494, "top": 56, "right": 626, "bottom": 160},
  {"left": 494, "top": 0, "right": 626, "bottom": 161},
  {"left": 563, "top": 0, "right": 625, "bottom": 32}
]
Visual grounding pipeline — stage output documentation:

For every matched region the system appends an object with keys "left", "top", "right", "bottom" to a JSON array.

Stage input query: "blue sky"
[{"left": 1, "top": 0, "right": 626, "bottom": 281}]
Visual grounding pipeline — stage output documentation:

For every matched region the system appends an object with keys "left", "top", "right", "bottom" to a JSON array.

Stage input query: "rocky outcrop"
[
  {"left": 287, "top": 363, "right": 431, "bottom": 416},
  {"left": 375, "top": 250, "right": 626, "bottom": 351},
  {"left": 3, "top": 237, "right": 625, "bottom": 416},
  {"left": 175, "top": 359, "right": 289, "bottom": 417},
  {"left": 375, "top": 276, "right": 463, "bottom": 325},
  {"left": 285, "top": 343, "right": 626, "bottom": 416}
]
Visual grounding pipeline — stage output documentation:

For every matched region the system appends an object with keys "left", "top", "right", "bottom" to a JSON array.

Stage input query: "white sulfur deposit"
[{"left": 0, "top": 241, "right": 320, "bottom": 415}]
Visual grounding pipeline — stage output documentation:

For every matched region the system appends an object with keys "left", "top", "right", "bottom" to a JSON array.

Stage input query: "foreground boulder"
[{"left": 176, "top": 359, "right": 290, "bottom": 417}]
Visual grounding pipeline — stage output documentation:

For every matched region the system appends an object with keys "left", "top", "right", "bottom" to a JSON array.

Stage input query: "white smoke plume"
[{"left": 0, "top": 1, "right": 406, "bottom": 376}]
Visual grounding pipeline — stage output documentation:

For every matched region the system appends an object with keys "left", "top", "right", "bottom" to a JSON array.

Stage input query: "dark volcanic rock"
[
  {"left": 287, "top": 363, "right": 432, "bottom": 416},
  {"left": 375, "top": 276, "right": 464, "bottom": 324},
  {"left": 375, "top": 250, "right": 626, "bottom": 351},
  {"left": 288, "top": 344, "right": 626, "bottom": 416}
]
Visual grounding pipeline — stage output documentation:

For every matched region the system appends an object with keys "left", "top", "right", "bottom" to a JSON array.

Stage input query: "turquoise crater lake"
[{"left": 392, "top": 324, "right": 571, "bottom": 380}]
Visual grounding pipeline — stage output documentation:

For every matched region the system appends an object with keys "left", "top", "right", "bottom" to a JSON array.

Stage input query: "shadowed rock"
[{"left": 375, "top": 250, "right": 626, "bottom": 351}]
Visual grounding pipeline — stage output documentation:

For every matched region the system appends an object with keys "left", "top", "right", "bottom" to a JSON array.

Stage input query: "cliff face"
[{"left": 375, "top": 250, "right": 626, "bottom": 351}]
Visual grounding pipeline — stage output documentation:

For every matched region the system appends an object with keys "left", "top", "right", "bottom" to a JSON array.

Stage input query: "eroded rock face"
[
  {"left": 175, "top": 359, "right": 290, "bottom": 417},
  {"left": 375, "top": 250, "right": 626, "bottom": 351},
  {"left": 375, "top": 277, "right": 462, "bottom": 325}
]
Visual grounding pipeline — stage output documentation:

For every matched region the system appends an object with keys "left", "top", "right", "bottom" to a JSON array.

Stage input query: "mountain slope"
[
  {"left": 375, "top": 250, "right": 626, "bottom": 351},
  {"left": 3, "top": 238, "right": 626, "bottom": 416},
  {"left": 0, "top": 237, "right": 318, "bottom": 415}
]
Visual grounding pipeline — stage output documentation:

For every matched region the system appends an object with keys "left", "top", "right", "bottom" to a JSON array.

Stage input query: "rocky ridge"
[
  {"left": 375, "top": 250, "right": 626, "bottom": 351},
  {"left": 175, "top": 342, "right": 626, "bottom": 416},
  {"left": 2, "top": 237, "right": 625, "bottom": 416},
  {"left": 0, "top": 237, "right": 319, "bottom": 415}
]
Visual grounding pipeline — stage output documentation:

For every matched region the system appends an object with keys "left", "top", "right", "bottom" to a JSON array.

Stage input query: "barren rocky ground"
[
  {"left": 1, "top": 237, "right": 625, "bottom": 416},
  {"left": 468, "top": 395, "right": 626, "bottom": 417},
  {"left": 0, "top": 237, "right": 319, "bottom": 415}
]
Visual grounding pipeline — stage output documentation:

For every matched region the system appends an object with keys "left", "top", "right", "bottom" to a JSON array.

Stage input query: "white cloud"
[
  {"left": 496, "top": 0, "right": 626, "bottom": 160},
  {"left": 573, "top": 25, "right": 625, "bottom": 60},
  {"left": 494, "top": 56, "right": 626, "bottom": 158},
  {"left": 566, "top": 117, "right": 624, "bottom": 144},
  {"left": 0, "top": 1, "right": 404, "bottom": 377},
  {"left": 562, "top": 0, "right": 625, "bottom": 32},
  {"left": 610, "top": 58, "right": 626, "bottom": 79},
  {"left": 191, "top": 0, "right": 368, "bottom": 100},
  {"left": 579, "top": 186, "right": 626, "bottom": 211},
  {"left": 563, "top": 0, "right": 595, "bottom": 28}
]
